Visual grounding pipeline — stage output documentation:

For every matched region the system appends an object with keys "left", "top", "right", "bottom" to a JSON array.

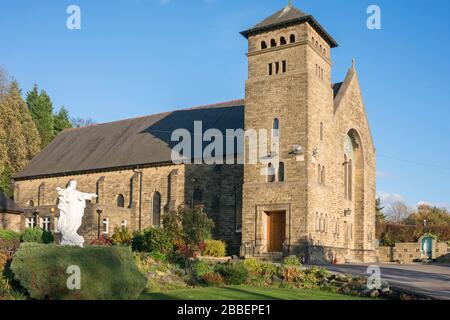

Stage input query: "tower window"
[
  {"left": 282, "top": 60, "right": 287, "bottom": 73},
  {"left": 275, "top": 62, "right": 280, "bottom": 74},
  {"left": 321, "top": 166, "right": 326, "bottom": 185},
  {"left": 280, "top": 37, "right": 287, "bottom": 45},
  {"left": 270, "top": 39, "right": 277, "bottom": 47},
  {"left": 320, "top": 122, "right": 324, "bottom": 141},
  {"left": 268, "top": 63, "right": 273, "bottom": 75},
  {"left": 261, "top": 41, "right": 267, "bottom": 50},
  {"left": 290, "top": 34, "right": 296, "bottom": 43},
  {"left": 273, "top": 118, "right": 279, "bottom": 133},
  {"left": 318, "top": 164, "right": 322, "bottom": 183},
  {"left": 267, "top": 163, "right": 276, "bottom": 183},
  {"left": 279, "top": 162, "right": 285, "bottom": 182}
]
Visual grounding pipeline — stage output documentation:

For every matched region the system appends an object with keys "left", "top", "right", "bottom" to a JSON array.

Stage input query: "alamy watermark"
[
  {"left": 66, "top": 5, "right": 81, "bottom": 30},
  {"left": 367, "top": 5, "right": 382, "bottom": 30},
  {"left": 66, "top": 265, "right": 81, "bottom": 290}
]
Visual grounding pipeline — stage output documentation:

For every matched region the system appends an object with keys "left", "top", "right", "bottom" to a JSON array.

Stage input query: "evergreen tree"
[
  {"left": 53, "top": 106, "right": 72, "bottom": 135},
  {"left": 375, "top": 197, "right": 386, "bottom": 222},
  {"left": 26, "top": 84, "right": 54, "bottom": 148}
]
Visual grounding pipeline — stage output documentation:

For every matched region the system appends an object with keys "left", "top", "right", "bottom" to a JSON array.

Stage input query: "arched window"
[
  {"left": 270, "top": 39, "right": 277, "bottom": 47},
  {"left": 261, "top": 41, "right": 267, "bottom": 50},
  {"left": 318, "top": 164, "right": 322, "bottom": 183},
  {"left": 290, "top": 34, "right": 296, "bottom": 43},
  {"left": 192, "top": 188, "right": 203, "bottom": 207},
  {"left": 321, "top": 166, "right": 325, "bottom": 185},
  {"left": 315, "top": 41, "right": 319, "bottom": 47},
  {"left": 280, "top": 36, "right": 287, "bottom": 45},
  {"left": 320, "top": 122, "right": 324, "bottom": 141},
  {"left": 320, "top": 213, "right": 324, "bottom": 232},
  {"left": 116, "top": 194, "right": 125, "bottom": 208},
  {"left": 344, "top": 155, "right": 348, "bottom": 199},
  {"left": 267, "top": 163, "right": 276, "bottom": 183},
  {"left": 315, "top": 212, "right": 320, "bottom": 232},
  {"left": 278, "top": 162, "right": 285, "bottom": 182},
  {"left": 273, "top": 118, "right": 279, "bottom": 137},
  {"left": 348, "top": 159, "right": 353, "bottom": 201},
  {"left": 234, "top": 187, "right": 243, "bottom": 232},
  {"left": 152, "top": 192, "right": 161, "bottom": 226}
]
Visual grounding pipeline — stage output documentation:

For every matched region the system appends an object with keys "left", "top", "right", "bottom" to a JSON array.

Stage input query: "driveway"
[{"left": 318, "top": 263, "right": 450, "bottom": 300}]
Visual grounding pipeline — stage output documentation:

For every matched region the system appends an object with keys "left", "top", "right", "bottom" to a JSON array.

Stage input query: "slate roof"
[
  {"left": 0, "top": 192, "right": 23, "bottom": 213},
  {"left": 14, "top": 100, "right": 245, "bottom": 180},
  {"left": 241, "top": 5, "right": 338, "bottom": 48},
  {"left": 333, "top": 82, "right": 343, "bottom": 99}
]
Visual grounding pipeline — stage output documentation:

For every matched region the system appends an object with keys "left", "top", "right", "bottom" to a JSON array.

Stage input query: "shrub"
[
  {"left": 0, "top": 238, "right": 20, "bottom": 260},
  {"left": 0, "top": 230, "right": 20, "bottom": 241},
  {"left": 20, "top": 228, "right": 54, "bottom": 244},
  {"left": 181, "top": 207, "right": 214, "bottom": 249},
  {"left": 283, "top": 255, "right": 301, "bottom": 266},
  {"left": 132, "top": 228, "right": 174, "bottom": 254},
  {"left": 202, "top": 240, "right": 227, "bottom": 257},
  {"left": 11, "top": 243, "right": 146, "bottom": 300},
  {"left": 162, "top": 210, "right": 184, "bottom": 243},
  {"left": 111, "top": 228, "right": 132, "bottom": 246},
  {"left": 202, "top": 273, "right": 224, "bottom": 287},
  {"left": 148, "top": 251, "right": 168, "bottom": 263},
  {"left": 279, "top": 265, "right": 303, "bottom": 283},
  {"left": 192, "top": 260, "right": 214, "bottom": 279},
  {"left": 90, "top": 237, "right": 113, "bottom": 246},
  {"left": 215, "top": 262, "right": 249, "bottom": 285}
]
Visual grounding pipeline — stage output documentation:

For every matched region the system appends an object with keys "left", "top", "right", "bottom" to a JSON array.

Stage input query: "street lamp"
[{"left": 97, "top": 208, "right": 103, "bottom": 239}]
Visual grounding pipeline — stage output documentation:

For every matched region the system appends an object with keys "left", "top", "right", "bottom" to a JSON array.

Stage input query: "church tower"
[{"left": 240, "top": 4, "right": 340, "bottom": 258}]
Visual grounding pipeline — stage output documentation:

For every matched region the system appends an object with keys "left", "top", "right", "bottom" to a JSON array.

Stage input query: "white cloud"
[{"left": 377, "top": 191, "right": 404, "bottom": 206}]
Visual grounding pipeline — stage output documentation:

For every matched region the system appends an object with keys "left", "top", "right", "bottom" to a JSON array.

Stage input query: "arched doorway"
[{"left": 345, "top": 129, "right": 365, "bottom": 251}]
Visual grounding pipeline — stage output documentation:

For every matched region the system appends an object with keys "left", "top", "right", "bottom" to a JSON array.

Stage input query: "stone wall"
[
  {"left": 377, "top": 241, "right": 450, "bottom": 264},
  {"left": 0, "top": 212, "right": 22, "bottom": 233},
  {"left": 13, "top": 162, "right": 243, "bottom": 253}
]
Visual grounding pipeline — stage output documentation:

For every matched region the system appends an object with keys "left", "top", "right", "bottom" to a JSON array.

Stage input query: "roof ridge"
[{"left": 65, "top": 99, "right": 245, "bottom": 133}]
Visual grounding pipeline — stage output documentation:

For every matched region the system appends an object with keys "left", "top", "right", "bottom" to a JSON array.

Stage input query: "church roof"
[
  {"left": 0, "top": 192, "right": 23, "bottom": 213},
  {"left": 241, "top": 5, "right": 338, "bottom": 48},
  {"left": 14, "top": 100, "right": 245, "bottom": 180}
]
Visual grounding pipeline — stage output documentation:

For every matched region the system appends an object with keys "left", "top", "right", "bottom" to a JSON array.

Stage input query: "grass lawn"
[{"left": 142, "top": 286, "right": 370, "bottom": 300}]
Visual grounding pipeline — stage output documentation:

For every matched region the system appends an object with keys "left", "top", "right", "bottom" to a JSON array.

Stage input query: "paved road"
[{"left": 318, "top": 263, "right": 450, "bottom": 300}]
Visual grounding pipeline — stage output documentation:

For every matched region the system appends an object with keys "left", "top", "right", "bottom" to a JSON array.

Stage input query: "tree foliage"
[
  {"left": 26, "top": 84, "right": 55, "bottom": 148},
  {"left": 0, "top": 81, "right": 40, "bottom": 196},
  {"left": 53, "top": 106, "right": 72, "bottom": 135}
]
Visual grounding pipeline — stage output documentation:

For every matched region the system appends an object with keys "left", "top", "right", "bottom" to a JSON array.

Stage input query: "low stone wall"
[{"left": 377, "top": 240, "right": 450, "bottom": 263}]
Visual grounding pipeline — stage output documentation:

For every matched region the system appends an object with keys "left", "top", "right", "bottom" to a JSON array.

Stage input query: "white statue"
[{"left": 57, "top": 180, "right": 97, "bottom": 247}]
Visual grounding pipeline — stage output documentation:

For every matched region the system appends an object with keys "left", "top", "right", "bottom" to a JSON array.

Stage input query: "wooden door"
[{"left": 267, "top": 212, "right": 286, "bottom": 252}]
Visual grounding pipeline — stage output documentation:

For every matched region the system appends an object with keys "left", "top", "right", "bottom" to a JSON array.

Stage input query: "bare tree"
[
  {"left": 71, "top": 117, "right": 96, "bottom": 128},
  {"left": 387, "top": 201, "right": 412, "bottom": 223}
]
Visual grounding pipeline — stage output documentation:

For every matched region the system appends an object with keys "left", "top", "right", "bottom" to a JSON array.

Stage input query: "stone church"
[{"left": 11, "top": 5, "right": 377, "bottom": 263}]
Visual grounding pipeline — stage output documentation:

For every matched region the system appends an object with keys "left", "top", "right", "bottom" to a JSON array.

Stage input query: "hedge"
[{"left": 11, "top": 243, "right": 146, "bottom": 300}]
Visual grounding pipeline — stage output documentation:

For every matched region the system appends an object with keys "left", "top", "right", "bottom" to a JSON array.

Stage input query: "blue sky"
[{"left": 1, "top": 0, "right": 450, "bottom": 209}]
